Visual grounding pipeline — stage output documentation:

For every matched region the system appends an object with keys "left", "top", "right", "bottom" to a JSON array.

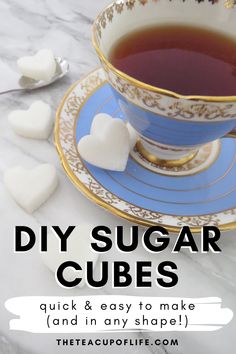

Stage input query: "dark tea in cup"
[{"left": 109, "top": 25, "right": 236, "bottom": 96}]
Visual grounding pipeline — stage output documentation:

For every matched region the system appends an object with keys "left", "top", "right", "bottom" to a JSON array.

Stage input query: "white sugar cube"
[
  {"left": 17, "top": 49, "right": 56, "bottom": 81},
  {"left": 8, "top": 100, "right": 53, "bottom": 140}
]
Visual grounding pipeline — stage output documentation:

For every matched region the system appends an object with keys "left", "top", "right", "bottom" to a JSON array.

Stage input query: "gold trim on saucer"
[
  {"left": 136, "top": 140, "right": 198, "bottom": 167},
  {"left": 55, "top": 68, "right": 236, "bottom": 233}
]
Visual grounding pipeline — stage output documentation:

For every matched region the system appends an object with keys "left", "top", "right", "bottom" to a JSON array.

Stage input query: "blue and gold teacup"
[{"left": 92, "top": 0, "right": 236, "bottom": 167}]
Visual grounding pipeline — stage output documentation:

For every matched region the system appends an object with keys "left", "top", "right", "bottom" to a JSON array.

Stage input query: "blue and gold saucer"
[{"left": 55, "top": 68, "right": 236, "bottom": 232}]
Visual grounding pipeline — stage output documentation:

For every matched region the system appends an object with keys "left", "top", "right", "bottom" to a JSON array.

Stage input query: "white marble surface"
[{"left": 0, "top": 1, "right": 236, "bottom": 353}]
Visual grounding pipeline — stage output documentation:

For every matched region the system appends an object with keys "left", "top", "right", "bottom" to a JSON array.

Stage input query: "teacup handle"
[{"left": 226, "top": 128, "right": 236, "bottom": 138}]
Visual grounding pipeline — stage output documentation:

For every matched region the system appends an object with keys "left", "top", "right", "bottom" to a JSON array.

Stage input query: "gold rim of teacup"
[{"left": 92, "top": 0, "right": 236, "bottom": 103}]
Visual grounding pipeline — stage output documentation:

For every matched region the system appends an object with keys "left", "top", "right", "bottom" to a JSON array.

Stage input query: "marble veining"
[{"left": 0, "top": 1, "right": 236, "bottom": 354}]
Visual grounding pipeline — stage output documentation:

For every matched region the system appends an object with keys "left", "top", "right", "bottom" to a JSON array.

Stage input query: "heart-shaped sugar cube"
[
  {"left": 78, "top": 113, "right": 130, "bottom": 171},
  {"left": 91, "top": 114, "right": 138, "bottom": 150},
  {"left": 17, "top": 49, "right": 56, "bottom": 81},
  {"left": 4, "top": 164, "right": 58, "bottom": 213},
  {"left": 41, "top": 225, "right": 99, "bottom": 288},
  {"left": 8, "top": 101, "right": 53, "bottom": 139}
]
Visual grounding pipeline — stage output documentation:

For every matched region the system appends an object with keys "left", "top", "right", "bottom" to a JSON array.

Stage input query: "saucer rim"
[{"left": 55, "top": 67, "right": 236, "bottom": 233}]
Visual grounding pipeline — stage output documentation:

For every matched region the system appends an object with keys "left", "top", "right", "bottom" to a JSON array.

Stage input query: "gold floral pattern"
[
  {"left": 55, "top": 68, "right": 236, "bottom": 231},
  {"left": 139, "top": 0, "right": 148, "bottom": 5},
  {"left": 100, "top": 12, "right": 107, "bottom": 29},
  {"left": 126, "top": 0, "right": 136, "bottom": 10},
  {"left": 176, "top": 215, "right": 221, "bottom": 227},
  {"left": 115, "top": 2, "right": 124, "bottom": 13},
  {"left": 167, "top": 102, "right": 235, "bottom": 120},
  {"left": 106, "top": 6, "right": 114, "bottom": 22},
  {"left": 123, "top": 205, "right": 164, "bottom": 222},
  {"left": 95, "top": 0, "right": 224, "bottom": 40},
  {"left": 105, "top": 68, "right": 166, "bottom": 111},
  {"left": 105, "top": 68, "right": 236, "bottom": 121},
  {"left": 224, "top": 0, "right": 236, "bottom": 8}
]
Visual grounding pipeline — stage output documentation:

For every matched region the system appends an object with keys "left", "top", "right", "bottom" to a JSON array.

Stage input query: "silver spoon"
[{"left": 0, "top": 57, "right": 69, "bottom": 95}]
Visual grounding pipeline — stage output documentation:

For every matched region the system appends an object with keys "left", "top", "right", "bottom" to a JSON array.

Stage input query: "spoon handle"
[
  {"left": 0, "top": 75, "right": 42, "bottom": 94},
  {"left": 0, "top": 76, "right": 23, "bottom": 94},
  {"left": 0, "top": 88, "right": 23, "bottom": 95}
]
